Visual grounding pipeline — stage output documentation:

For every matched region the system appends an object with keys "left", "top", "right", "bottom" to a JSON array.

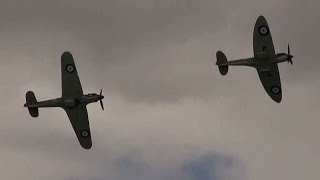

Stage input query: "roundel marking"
[
  {"left": 270, "top": 86, "right": 281, "bottom": 95},
  {"left": 259, "top": 25, "right": 269, "bottom": 36},
  {"left": 66, "top": 64, "right": 75, "bottom": 73},
  {"left": 80, "top": 130, "right": 90, "bottom": 138}
]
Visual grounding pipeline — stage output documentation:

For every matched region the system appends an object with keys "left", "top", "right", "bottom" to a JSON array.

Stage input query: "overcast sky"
[{"left": 1, "top": 0, "right": 320, "bottom": 180}]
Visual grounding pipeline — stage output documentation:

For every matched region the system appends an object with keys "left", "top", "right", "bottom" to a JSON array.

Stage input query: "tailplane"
[
  {"left": 216, "top": 51, "right": 229, "bottom": 75},
  {"left": 24, "top": 91, "right": 39, "bottom": 117}
]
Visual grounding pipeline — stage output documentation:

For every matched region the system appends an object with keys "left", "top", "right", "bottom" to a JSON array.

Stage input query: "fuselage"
[
  {"left": 225, "top": 53, "right": 293, "bottom": 69},
  {"left": 254, "top": 53, "right": 291, "bottom": 63},
  {"left": 25, "top": 93, "right": 104, "bottom": 109}
]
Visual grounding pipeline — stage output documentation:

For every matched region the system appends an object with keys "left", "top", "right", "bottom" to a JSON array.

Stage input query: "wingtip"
[
  {"left": 62, "top": 51, "right": 72, "bottom": 57},
  {"left": 216, "top": 50, "right": 223, "bottom": 55},
  {"left": 82, "top": 146, "right": 92, "bottom": 150},
  {"left": 78, "top": 137, "right": 92, "bottom": 149},
  {"left": 257, "top": 15, "right": 268, "bottom": 23},
  {"left": 274, "top": 99, "right": 282, "bottom": 103},
  {"left": 79, "top": 137, "right": 92, "bottom": 150},
  {"left": 272, "top": 95, "right": 282, "bottom": 103},
  {"left": 81, "top": 143, "right": 92, "bottom": 150}
]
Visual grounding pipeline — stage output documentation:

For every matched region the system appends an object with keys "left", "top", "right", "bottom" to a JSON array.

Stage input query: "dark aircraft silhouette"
[
  {"left": 24, "top": 51, "right": 104, "bottom": 149},
  {"left": 216, "top": 16, "right": 293, "bottom": 103}
]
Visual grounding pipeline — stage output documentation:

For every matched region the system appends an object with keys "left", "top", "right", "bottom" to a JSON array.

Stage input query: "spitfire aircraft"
[
  {"left": 24, "top": 51, "right": 104, "bottom": 149},
  {"left": 216, "top": 16, "right": 293, "bottom": 103}
]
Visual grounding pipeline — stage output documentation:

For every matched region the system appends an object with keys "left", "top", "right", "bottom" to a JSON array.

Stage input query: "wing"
[
  {"left": 253, "top": 16, "right": 276, "bottom": 59},
  {"left": 61, "top": 51, "right": 83, "bottom": 99},
  {"left": 257, "top": 64, "right": 282, "bottom": 103},
  {"left": 64, "top": 105, "right": 92, "bottom": 149}
]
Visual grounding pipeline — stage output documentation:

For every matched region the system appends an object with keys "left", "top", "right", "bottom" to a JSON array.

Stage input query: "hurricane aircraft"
[{"left": 24, "top": 51, "right": 104, "bottom": 149}]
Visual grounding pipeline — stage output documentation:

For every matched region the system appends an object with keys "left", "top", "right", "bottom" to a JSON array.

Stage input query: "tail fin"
[
  {"left": 216, "top": 51, "right": 228, "bottom": 75},
  {"left": 25, "top": 91, "right": 39, "bottom": 118}
]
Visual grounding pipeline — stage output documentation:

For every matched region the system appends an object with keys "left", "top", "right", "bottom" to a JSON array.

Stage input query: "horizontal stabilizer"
[
  {"left": 25, "top": 91, "right": 39, "bottom": 117},
  {"left": 216, "top": 51, "right": 228, "bottom": 75}
]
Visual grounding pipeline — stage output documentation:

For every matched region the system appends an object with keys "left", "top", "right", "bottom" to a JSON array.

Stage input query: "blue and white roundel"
[
  {"left": 66, "top": 64, "right": 75, "bottom": 73},
  {"left": 271, "top": 86, "right": 280, "bottom": 95},
  {"left": 259, "top": 26, "right": 269, "bottom": 36},
  {"left": 80, "top": 130, "right": 89, "bottom": 138}
]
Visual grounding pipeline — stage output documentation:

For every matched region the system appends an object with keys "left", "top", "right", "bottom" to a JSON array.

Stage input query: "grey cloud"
[
  {"left": 65, "top": 152, "right": 238, "bottom": 180},
  {"left": 182, "top": 154, "right": 233, "bottom": 180}
]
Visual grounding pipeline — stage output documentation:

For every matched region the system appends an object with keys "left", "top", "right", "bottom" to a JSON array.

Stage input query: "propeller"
[
  {"left": 287, "top": 44, "right": 293, "bottom": 65},
  {"left": 99, "top": 89, "right": 104, "bottom": 110}
]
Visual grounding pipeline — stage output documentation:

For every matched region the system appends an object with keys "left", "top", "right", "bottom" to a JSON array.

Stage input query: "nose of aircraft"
[
  {"left": 99, "top": 95, "right": 104, "bottom": 100},
  {"left": 287, "top": 54, "right": 293, "bottom": 65}
]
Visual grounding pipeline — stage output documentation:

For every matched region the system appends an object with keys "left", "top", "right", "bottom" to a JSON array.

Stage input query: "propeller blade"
[
  {"left": 100, "top": 99, "right": 104, "bottom": 111},
  {"left": 99, "top": 88, "right": 104, "bottom": 110},
  {"left": 287, "top": 44, "right": 293, "bottom": 65}
]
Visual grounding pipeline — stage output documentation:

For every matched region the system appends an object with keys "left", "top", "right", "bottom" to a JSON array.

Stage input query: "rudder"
[
  {"left": 25, "top": 91, "right": 39, "bottom": 117},
  {"left": 216, "top": 51, "right": 228, "bottom": 75}
]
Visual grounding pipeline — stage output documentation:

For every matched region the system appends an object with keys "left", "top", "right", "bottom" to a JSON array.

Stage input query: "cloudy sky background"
[{"left": 0, "top": 0, "right": 319, "bottom": 179}]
